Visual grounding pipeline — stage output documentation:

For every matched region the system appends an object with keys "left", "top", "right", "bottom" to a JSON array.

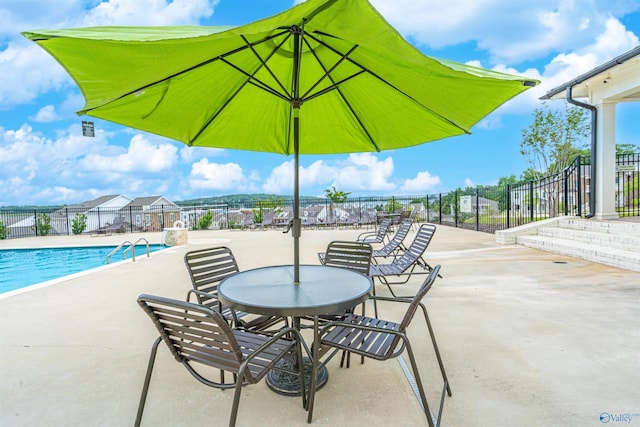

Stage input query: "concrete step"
[
  {"left": 517, "top": 235, "right": 640, "bottom": 272},
  {"left": 558, "top": 218, "right": 640, "bottom": 235},
  {"left": 537, "top": 226, "right": 640, "bottom": 252}
]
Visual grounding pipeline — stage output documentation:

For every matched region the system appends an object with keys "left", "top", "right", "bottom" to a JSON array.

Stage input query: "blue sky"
[{"left": 1, "top": 0, "right": 639, "bottom": 206}]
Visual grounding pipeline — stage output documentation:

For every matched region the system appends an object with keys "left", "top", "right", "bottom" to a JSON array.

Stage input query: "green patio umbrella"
[{"left": 24, "top": 0, "right": 538, "bottom": 282}]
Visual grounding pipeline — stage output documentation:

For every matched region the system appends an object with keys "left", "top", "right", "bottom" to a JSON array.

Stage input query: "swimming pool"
[{"left": 0, "top": 244, "right": 167, "bottom": 294}]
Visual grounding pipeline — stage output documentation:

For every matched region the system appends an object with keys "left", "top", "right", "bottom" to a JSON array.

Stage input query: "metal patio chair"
[
  {"left": 356, "top": 217, "right": 392, "bottom": 245},
  {"left": 308, "top": 265, "right": 451, "bottom": 427},
  {"left": 316, "top": 240, "right": 372, "bottom": 321},
  {"left": 371, "top": 218, "right": 414, "bottom": 260},
  {"left": 318, "top": 240, "right": 374, "bottom": 367},
  {"left": 318, "top": 240, "right": 373, "bottom": 275},
  {"left": 184, "top": 246, "right": 285, "bottom": 331},
  {"left": 370, "top": 223, "right": 440, "bottom": 297},
  {"left": 135, "top": 294, "right": 307, "bottom": 427}
]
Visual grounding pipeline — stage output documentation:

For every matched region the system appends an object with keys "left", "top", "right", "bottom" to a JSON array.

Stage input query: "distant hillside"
[{"left": 175, "top": 194, "right": 325, "bottom": 206}]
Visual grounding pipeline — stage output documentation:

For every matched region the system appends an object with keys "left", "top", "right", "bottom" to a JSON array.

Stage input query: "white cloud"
[
  {"left": 0, "top": 41, "right": 71, "bottom": 107},
  {"left": 0, "top": 0, "right": 84, "bottom": 39},
  {"left": 80, "top": 134, "right": 178, "bottom": 173},
  {"left": 262, "top": 153, "right": 397, "bottom": 194},
  {"left": 188, "top": 158, "right": 258, "bottom": 191},
  {"left": 30, "top": 105, "right": 59, "bottom": 123},
  {"left": 0, "top": 124, "right": 114, "bottom": 205},
  {"left": 399, "top": 171, "right": 441, "bottom": 194},
  {"left": 180, "top": 145, "right": 226, "bottom": 162},
  {"left": 464, "top": 178, "right": 475, "bottom": 188},
  {"left": 0, "top": 0, "right": 218, "bottom": 109},
  {"left": 262, "top": 160, "right": 295, "bottom": 194},
  {"left": 83, "top": 0, "right": 216, "bottom": 26},
  {"left": 1, "top": 123, "right": 183, "bottom": 204},
  {"left": 477, "top": 16, "right": 639, "bottom": 117},
  {"left": 372, "top": 0, "right": 639, "bottom": 65}
]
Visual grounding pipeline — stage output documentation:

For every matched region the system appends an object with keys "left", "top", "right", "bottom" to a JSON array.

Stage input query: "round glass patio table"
[{"left": 218, "top": 264, "right": 373, "bottom": 396}]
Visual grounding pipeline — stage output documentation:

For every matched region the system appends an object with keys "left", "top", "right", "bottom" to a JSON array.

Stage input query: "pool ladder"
[{"left": 106, "top": 238, "right": 150, "bottom": 264}]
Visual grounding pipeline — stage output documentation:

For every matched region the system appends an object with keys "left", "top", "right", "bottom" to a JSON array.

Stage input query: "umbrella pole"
[
  {"left": 293, "top": 107, "right": 301, "bottom": 284},
  {"left": 292, "top": 25, "right": 303, "bottom": 284}
]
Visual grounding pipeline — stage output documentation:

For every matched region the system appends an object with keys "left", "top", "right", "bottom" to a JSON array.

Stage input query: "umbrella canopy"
[{"left": 24, "top": 0, "right": 538, "bottom": 281}]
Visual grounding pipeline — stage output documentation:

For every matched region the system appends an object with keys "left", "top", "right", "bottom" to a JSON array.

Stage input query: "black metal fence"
[{"left": 1, "top": 154, "right": 637, "bottom": 240}]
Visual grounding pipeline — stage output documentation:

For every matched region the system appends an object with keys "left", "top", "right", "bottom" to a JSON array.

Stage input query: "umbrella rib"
[
  {"left": 79, "top": 29, "right": 293, "bottom": 115},
  {"left": 305, "top": 32, "right": 472, "bottom": 135},
  {"left": 240, "top": 34, "right": 292, "bottom": 100},
  {"left": 300, "top": 43, "right": 359, "bottom": 101},
  {"left": 190, "top": 31, "right": 303, "bottom": 146},
  {"left": 301, "top": 35, "right": 380, "bottom": 151},
  {"left": 219, "top": 57, "right": 290, "bottom": 102}
]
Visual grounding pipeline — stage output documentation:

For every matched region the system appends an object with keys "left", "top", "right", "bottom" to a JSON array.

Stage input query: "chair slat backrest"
[
  {"left": 138, "top": 294, "right": 244, "bottom": 373},
  {"left": 323, "top": 241, "right": 373, "bottom": 276},
  {"left": 398, "top": 264, "right": 440, "bottom": 331},
  {"left": 184, "top": 247, "right": 240, "bottom": 306},
  {"left": 374, "top": 218, "right": 413, "bottom": 257},
  {"left": 375, "top": 218, "right": 392, "bottom": 242},
  {"left": 391, "top": 223, "right": 436, "bottom": 271}
]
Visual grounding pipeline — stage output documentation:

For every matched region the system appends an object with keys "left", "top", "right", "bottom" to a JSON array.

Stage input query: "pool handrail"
[
  {"left": 123, "top": 238, "right": 151, "bottom": 263},
  {"left": 106, "top": 238, "right": 150, "bottom": 264},
  {"left": 106, "top": 241, "right": 131, "bottom": 264}
]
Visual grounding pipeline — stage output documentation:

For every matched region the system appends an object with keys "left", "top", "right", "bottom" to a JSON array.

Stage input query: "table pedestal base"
[{"left": 266, "top": 357, "right": 328, "bottom": 396}]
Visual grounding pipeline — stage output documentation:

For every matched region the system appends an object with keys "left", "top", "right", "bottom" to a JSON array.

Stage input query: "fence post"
[
  {"left": 563, "top": 168, "right": 569, "bottom": 216},
  {"left": 577, "top": 155, "right": 582, "bottom": 217},
  {"left": 528, "top": 181, "right": 534, "bottom": 223},
  {"left": 505, "top": 184, "right": 510, "bottom": 229},
  {"left": 475, "top": 190, "right": 480, "bottom": 231},
  {"left": 33, "top": 210, "right": 38, "bottom": 236},
  {"left": 438, "top": 193, "right": 442, "bottom": 224},
  {"left": 454, "top": 190, "right": 458, "bottom": 227}
]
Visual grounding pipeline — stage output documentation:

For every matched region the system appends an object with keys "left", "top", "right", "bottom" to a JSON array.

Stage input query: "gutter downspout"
[{"left": 566, "top": 87, "right": 597, "bottom": 218}]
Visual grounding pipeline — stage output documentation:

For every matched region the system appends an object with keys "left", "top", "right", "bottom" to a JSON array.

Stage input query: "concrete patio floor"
[{"left": 1, "top": 224, "right": 639, "bottom": 426}]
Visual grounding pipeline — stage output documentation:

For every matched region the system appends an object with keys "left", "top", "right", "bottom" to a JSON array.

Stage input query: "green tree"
[
  {"left": 616, "top": 143, "right": 640, "bottom": 155},
  {"left": 325, "top": 186, "right": 351, "bottom": 222},
  {"left": 34, "top": 213, "right": 52, "bottom": 236},
  {"left": 495, "top": 175, "right": 519, "bottom": 211},
  {"left": 195, "top": 210, "right": 213, "bottom": 230},
  {"left": 71, "top": 213, "right": 88, "bottom": 235},
  {"left": 384, "top": 198, "right": 402, "bottom": 213},
  {"left": 0, "top": 221, "right": 7, "bottom": 239},
  {"left": 324, "top": 186, "right": 350, "bottom": 203},
  {"left": 520, "top": 102, "right": 590, "bottom": 217},
  {"left": 520, "top": 102, "right": 591, "bottom": 179},
  {"left": 520, "top": 168, "right": 540, "bottom": 182}
]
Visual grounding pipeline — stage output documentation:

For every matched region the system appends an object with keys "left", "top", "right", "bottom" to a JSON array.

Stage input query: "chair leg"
[
  {"left": 293, "top": 333, "right": 308, "bottom": 410},
  {"left": 371, "top": 283, "right": 379, "bottom": 318},
  {"left": 229, "top": 370, "right": 246, "bottom": 427},
  {"left": 419, "top": 302, "right": 452, "bottom": 396},
  {"left": 135, "top": 336, "right": 161, "bottom": 427},
  {"left": 404, "top": 339, "right": 436, "bottom": 427},
  {"left": 306, "top": 317, "right": 320, "bottom": 423}
]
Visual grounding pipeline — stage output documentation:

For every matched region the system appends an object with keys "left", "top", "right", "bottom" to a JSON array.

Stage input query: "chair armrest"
[
  {"left": 368, "top": 295, "right": 413, "bottom": 303},
  {"left": 356, "top": 231, "right": 377, "bottom": 241},
  {"left": 317, "top": 319, "right": 408, "bottom": 358},
  {"left": 186, "top": 288, "right": 218, "bottom": 302},
  {"left": 242, "top": 327, "right": 310, "bottom": 364}
]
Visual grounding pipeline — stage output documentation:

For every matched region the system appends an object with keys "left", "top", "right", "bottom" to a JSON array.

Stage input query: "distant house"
[
  {"left": 459, "top": 195, "right": 499, "bottom": 215},
  {"left": 120, "top": 196, "right": 181, "bottom": 232},
  {"left": 50, "top": 194, "right": 134, "bottom": 234}
]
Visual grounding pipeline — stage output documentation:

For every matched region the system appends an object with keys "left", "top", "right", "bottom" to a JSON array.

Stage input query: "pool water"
[{"left": 0, "top": 244, "right": 167, "bottom": 294}]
